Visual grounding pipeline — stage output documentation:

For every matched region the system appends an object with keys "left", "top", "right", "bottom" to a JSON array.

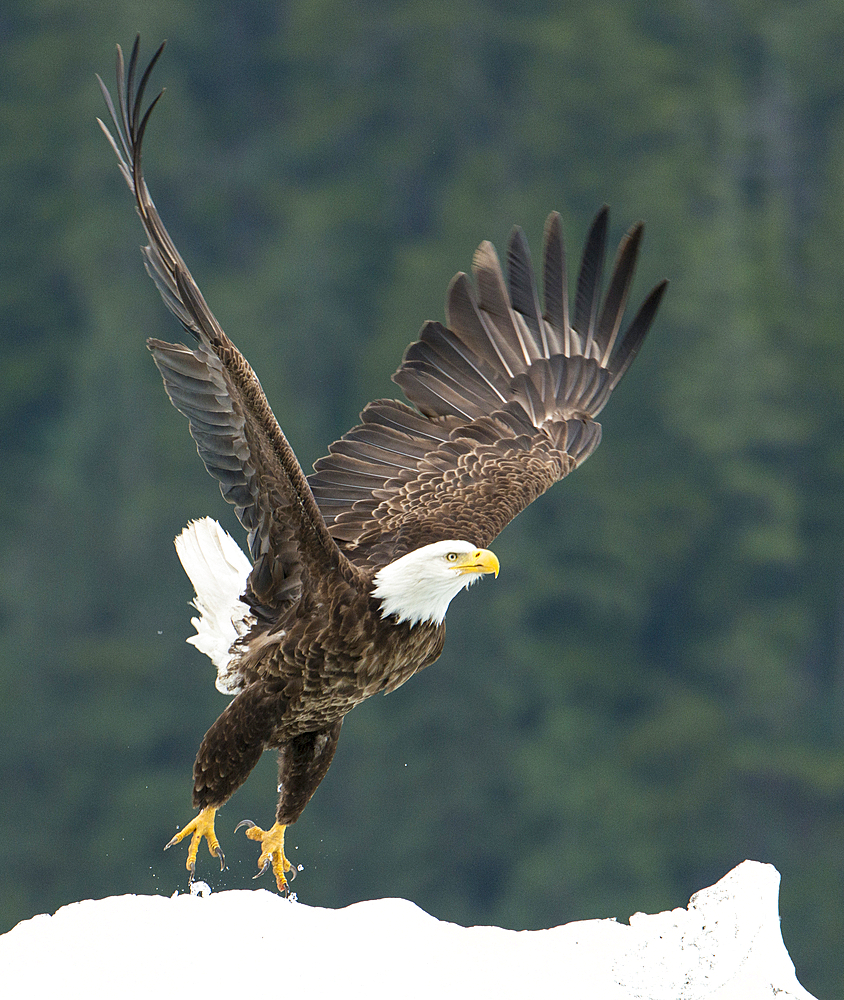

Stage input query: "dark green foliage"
[{"left": 1, "top": 2, "right": 843, "bottom": 995}]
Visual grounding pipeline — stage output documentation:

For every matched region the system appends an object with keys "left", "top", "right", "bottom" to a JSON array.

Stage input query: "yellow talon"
[
  {"left": 238, "top": 820, "right": 291, "bottom": 893},
  {"left": 164, "top": 805, "right": 224, "bottom": 876}
]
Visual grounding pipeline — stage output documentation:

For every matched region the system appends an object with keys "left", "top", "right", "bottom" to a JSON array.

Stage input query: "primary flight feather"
[{"left": 98, "top": 38, "right": 667, "bottom": 891}]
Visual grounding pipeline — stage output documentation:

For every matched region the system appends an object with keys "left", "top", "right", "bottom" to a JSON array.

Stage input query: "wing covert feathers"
[
  {"left": 310, "top": 208, "right": 666, "bottom": 562},
  {"left": 101, "top": 39, "right": 665, "bottom": 577}
]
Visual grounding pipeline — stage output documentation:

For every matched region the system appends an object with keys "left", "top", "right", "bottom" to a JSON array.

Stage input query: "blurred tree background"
[{"left": 1, "top": 0, "right": 843, "bottom": 994}]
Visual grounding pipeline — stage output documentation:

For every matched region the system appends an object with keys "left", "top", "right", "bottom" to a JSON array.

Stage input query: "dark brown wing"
[
  {"left": 309, "top": 208, "right": 667, "bottom": 565},
  {"left": 98, "top": 39, "right": 354, "bottom": 612}
]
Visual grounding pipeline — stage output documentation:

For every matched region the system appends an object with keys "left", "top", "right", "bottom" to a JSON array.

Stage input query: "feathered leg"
[
  {"left": 165, "top": 682, "right": 286, "bottom": 880},
  {"left": 238, "top": 720, "right": 343, "bottom": 893}
]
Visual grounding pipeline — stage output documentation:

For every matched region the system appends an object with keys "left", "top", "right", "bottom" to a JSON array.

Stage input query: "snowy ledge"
[{"left": 1, "top": 860, "right": 814, "bottom": 999}]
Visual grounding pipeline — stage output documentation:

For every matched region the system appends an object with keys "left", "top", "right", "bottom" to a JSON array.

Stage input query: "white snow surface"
[{"left": 1, "top": 861, "right": 814, "bottom": 999}]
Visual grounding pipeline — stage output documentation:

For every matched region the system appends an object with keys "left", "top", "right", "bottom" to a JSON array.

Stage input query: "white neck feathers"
[{"left": 372, "top": 540, "right": 499, "bottom": 627}]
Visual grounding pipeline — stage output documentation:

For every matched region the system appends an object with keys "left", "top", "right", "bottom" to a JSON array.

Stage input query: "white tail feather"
[{"left": 174, "top": 517, "right": 253, "bottom": 694}]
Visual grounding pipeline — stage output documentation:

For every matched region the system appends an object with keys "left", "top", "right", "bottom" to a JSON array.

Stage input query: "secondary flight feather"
[{"left": 98, "top": 38, "right": 667, "bottom": 891}]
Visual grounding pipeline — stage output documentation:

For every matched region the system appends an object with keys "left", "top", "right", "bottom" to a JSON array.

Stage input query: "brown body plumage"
[
  {"left": 195, "top": 577, "right": 445, "bottom": 823},
  {"left": 98, "top": 39, "right": 666, "bottom": 888}
]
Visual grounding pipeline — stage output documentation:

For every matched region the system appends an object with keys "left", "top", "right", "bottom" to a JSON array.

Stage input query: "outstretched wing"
[
  {"left": 98, "top": 39, "right": 352, "bottom": 612},
  {"left": 309, "top": 208, "right": 667, "bottom": 565}
]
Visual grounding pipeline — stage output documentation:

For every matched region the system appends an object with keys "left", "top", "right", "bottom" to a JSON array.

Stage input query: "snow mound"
[{"left": 0, "top": 861, "right": 814, "bottom": 999}]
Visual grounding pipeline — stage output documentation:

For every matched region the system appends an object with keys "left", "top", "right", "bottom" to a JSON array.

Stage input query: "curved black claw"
[
  {"left": 235, "top": 819, "right": 256, "bottom": 834},
  {"left": 252, "top": 857, "right": 272, "bottom": 880},
  {"left": 213, "top": 845, "right": 225, "bottom": 871}
]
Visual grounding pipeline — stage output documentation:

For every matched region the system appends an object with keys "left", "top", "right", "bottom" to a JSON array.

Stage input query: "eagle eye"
[{"left": 446, "top": 552, "right": 459, "bottom": 562}]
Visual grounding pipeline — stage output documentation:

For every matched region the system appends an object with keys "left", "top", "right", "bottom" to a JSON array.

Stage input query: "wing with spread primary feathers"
[
  {"left": 309, "top": 209, "right": 667, "bottom": 565},
  {"left": 101, "top": 40, "right": 666, "bottom": 581},
  {"left": 98, "top": 39, "right": 353, "bottom": 612}
]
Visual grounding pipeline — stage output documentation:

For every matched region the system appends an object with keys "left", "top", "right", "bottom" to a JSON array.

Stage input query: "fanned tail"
[{"left": 174, "top": 518, "right": 253, "bottom": 694}]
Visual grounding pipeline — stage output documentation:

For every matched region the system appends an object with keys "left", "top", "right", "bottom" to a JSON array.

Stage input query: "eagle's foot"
[
  {"left": 164, "top": 805, "right": 225, "bottom": 877},
  {"left": 236, "top": 819, "right": 292, "bottom": 893}
]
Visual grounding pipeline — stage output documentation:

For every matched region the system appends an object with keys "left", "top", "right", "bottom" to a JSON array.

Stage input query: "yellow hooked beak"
[{"left": 456, "top": 548, "right": 500, "bottom": 579}]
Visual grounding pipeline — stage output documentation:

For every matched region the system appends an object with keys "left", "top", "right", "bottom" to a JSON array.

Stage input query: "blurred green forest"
[{"left": 1, "top": 0, "right": 843, "bottom": 995}]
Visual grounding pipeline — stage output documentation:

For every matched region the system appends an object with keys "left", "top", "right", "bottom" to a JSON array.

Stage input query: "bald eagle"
[{"left": 98, "top": 39, "right": 667, "bottom": 892}]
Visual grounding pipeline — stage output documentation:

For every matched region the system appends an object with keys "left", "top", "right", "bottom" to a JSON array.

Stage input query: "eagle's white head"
[{"left": 372, "top": 539, "right": 500, "bottom": 627}]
